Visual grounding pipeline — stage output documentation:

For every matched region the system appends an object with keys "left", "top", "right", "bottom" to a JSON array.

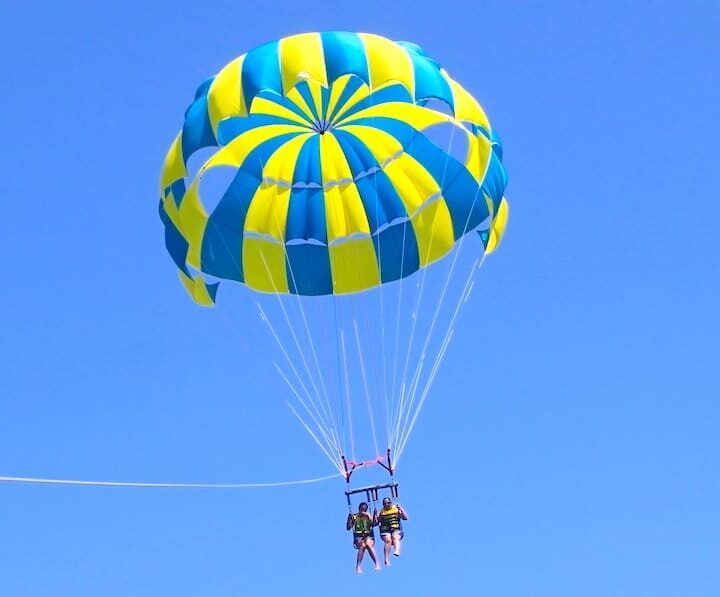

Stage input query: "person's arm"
[
  {"left": 397, "top": 505, "right": 408, "bottom": 521},
  {"left": 346, "top": 512, "right": 355, "bottom": 531},
  {"left": 372, "top": 509, "right": 379, "bottom": 526}
]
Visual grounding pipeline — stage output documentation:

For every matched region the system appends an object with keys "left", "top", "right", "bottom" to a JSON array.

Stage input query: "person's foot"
[
  {"left": 374, "top": 563, "right": 381, "bottom": 571},
  {"left": 356, "top": 566, "right": 363, "bottom": 574},
  {"left": 384, "top": 559, "right": 391, "bottom": 567},
  {"left": 394, "top": 551, "right": 400, "bottom": 557}
]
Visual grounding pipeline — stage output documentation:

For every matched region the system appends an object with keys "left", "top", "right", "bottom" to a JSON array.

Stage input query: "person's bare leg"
[
  {"left": 355, "top": 543, "right": 366, "bottom": 574},
  {"left": 365, "top": 539, "right": 380, "bottom": 570},
  {"left": 393, "top": 533, "right": 402, "bottom": 557},
  {"left": 382, "top": 535, "right": 392, "bottom": 566}
]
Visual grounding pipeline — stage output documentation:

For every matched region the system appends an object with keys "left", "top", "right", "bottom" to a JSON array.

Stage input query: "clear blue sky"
[{"left": 1, "top": 1, "right": 718, "bottom": 595}]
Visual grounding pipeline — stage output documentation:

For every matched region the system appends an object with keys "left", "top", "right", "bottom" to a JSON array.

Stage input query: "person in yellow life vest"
[
  {"left": 376, "top": 497, "right": 408, "bottom": 565},
  {"left": 346, "top": 502, "right": 380, "bottom": 574}
]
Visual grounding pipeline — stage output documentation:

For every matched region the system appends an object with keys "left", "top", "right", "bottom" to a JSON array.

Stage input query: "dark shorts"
[
  {"left": 353, "top": 533, "right": 375, "bottom": 548},
  {"left": 380, "top": 529, "right": 404, "bottom": 540}
]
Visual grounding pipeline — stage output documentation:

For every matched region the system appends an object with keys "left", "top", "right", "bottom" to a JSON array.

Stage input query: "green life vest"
[{"left": 353, "top": 514, "right": 372, "bottom": 536}]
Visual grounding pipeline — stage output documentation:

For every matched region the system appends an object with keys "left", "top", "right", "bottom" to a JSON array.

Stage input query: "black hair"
[{"left": 358, "top": 502, "right": 369, "bottom": 510}]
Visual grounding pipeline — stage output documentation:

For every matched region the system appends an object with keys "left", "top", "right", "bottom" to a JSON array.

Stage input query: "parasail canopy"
[
  {"left": 160, "top": 32, "right": 508, "bottom": 305},
  {"left": 159, "top": 32, "right": 509, "bottom": 476}
]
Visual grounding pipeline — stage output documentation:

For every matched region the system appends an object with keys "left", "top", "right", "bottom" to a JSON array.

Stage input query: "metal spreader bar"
[{"left": 342, "top": 449, "right": 399, "bottom": 509}]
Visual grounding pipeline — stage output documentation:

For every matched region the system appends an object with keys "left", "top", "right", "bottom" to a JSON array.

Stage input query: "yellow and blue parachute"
[
  {"left": 159, "top": 32, "right": 508, "bottom": 475},
  {"left": 160, "top": 32, "right": 508, "bottom": 306}
]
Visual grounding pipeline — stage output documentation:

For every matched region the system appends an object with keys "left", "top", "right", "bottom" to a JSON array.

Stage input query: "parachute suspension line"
[
  {"left": 208, "top": 219, "right": 340, "bottom": 461},
  {"left": 390, "top": 132, "right": 433, "bottom": 453},
  {"left": 395, "top": 329, "right": 456, "bottom": 464},
  {"left": 257, "top": 154, "right": 338, "bottom": 444},
  {"left": 331, "top": 293, "right": 346, "bottom": 457},
  {"left": 288, "top": 292, "right": 337, "bottom": 446},
  {"left": 256, "top": 299, "right": 338, "bottom": 458},
  {"left": 312, "top": 297, "right": 344, "bottom": 455},
  {"left": 322, "top": 152, "right": 376, "bottom": 462},
  {"left": 377, "top": 232, "right": 391, "bottom": 453},
  {"left": 339, "top": 328, "right": 357, "bottom": 464},
  {"left": 255, "top": 304, "right": 311, "bottom": 414},
  {"left": 260, "top": 214, "right": 340, "bottom": 452},
  {"left": 343, "top": 224, "right": 369, "bottom": 459},
  {"left": 395, "top": 251, "right": 488, "bottom": 464},
  {"left": 394, "top": 179, "right": 486, "bottom": 454},
  {"left": 321, "top": 153, "right": 351, "bottom": 459},
  {"left": 266, "top": 344, "right": 340, "bottom": 464},
  {"left": 391, "top": 121, "right": 458, "bottom": 453},
  {"left": 356, "top": 292, "right": 387, "bottom": 455},
  {"left": 393, "top": 120, "right": 493, "bottom": 458},
  {"left": 285, "top": 400, "right": 345, "bottom": 474},
  {"left": 368, "top": 93, "right": 392, "bottom": 454},
  {"left": 257, "top": 251, "right": 339, "bottom": 460},
  {"left": 353, "top": 319, "right": 380, "bottom": 458},
  {"left": 388, "top": 130, "right": 417, "bottom": 448},
  {"left": 319, "top": 301, "right": 344, "bottom": 457},
  {"left": 273, "top": 362, "right": 343, "bottom": 470},
  {"left": 397, "top": 178, "right": 487, "bottom": 446},
  {"left": 270, "top": 207, "right": 339, "bottom": 451},
  {"left": 257, "top": 247, "right": 338, "bottom": 457},
  {"left": 209, "top": 165, "right": 340, "bottom": 461},
  {"left": 388, "top": 202, "right": 411, "bottom": 454},
  {"left": 343, "top": 218, "right": 384, "bottom": 460}
]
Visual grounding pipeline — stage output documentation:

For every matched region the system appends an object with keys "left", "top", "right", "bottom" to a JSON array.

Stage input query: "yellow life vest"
[{"left": 378, "top": 506, "right": 402, "bottom": 531}]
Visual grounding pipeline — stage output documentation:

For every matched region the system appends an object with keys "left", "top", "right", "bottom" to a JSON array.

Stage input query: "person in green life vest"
[
  {"left": 346, "top": 502, "right": 380, "bottom": 574},
  {"left": 377, "top": 497, "right": 408, "bottom": 566}
]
